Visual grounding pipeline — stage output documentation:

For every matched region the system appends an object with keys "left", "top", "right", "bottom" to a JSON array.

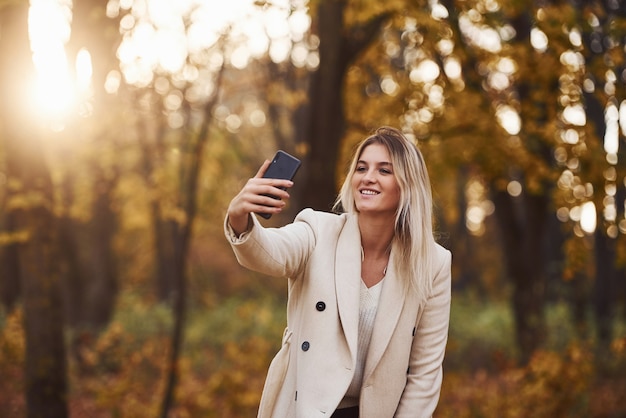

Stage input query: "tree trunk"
[
  {"left": 570, "top": 271, "right": 590, "bottom": 339},
  {"left": 593, "top": 229, "right": 616, "bottom": 352},
  {"left": 58, "top": 204, "right": 86, "bottom": 327},
  {"left": 83, "top": 177, "right": 119, "bottom": 326},
  {"left": 449, "top": 166, "right": 479, "bottom": 290},
  {"left": 0, "top": 213, "right": 21, "bottom": 311},
  {"left": 492, "top": 189, "right": 548, "bottom": 363},
  {"left": 155, "top": 218, "right": 180, "bottom": 300},
  {"left": 158, "top": 62, "right": 225, "bottom": 417},
  {"left": 17, "top": 191, "right": 68, "bottom": 418},
  {"left": 300, "top": 0, "right": 349, "bottom": 211},
  {"left": 300, "top": 0, "right": 391, "bottom": 211},
  {"left": 582, "top": 74, "right": 617, "bottom": 357},
  {"left": 158, "top": 221, "right": 187, "bottom": 418},
  {"left": 60, "top": 0, "right": 124, "bottom": 331},
  {"left": 0, "top": 4, "right": 68, "bottom": 417}
]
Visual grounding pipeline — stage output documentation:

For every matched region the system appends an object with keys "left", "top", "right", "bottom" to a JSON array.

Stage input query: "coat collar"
[
  {"left": 334, "top": 213, "right": 362, "bottom": 363},
  {"left": 334, "top": 213, "right": 408, "bottom": 377}
]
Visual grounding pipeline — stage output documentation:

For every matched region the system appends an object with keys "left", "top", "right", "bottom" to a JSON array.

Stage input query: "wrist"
[{"left": 228, "top": 213, "right": 252, "bottom": 237}]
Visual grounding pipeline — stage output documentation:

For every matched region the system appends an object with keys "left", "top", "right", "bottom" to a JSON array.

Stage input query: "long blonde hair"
[{"left": 333, "top": 127, "right": 436, "bottom": 301}]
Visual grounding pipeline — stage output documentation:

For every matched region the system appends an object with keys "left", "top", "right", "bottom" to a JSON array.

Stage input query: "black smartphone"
[{"left": 257, "top": 150, "right": 301, "bottom": 219}]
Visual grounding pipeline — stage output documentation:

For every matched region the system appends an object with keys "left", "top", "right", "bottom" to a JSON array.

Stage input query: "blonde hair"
[{"left": 333, "top": 127, "right": 436, "bottom": 301}]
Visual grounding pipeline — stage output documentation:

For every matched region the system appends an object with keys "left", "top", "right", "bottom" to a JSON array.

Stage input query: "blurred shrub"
[
  {"left": 438, "top": 344, "right": 593, "bottom": 418},
  {"left": 173, "top": 334, "right": 276, "bottom": 418},
  {"left": 1, "top": 290, "right": 624, "bottom": 417},
  {"left": 440, "top": 294, "right": 626, "bottom": 418},
  {"left": 445, "top": 293, "right": 518, "bottom": 371},
  {"left": 70, "top": 293, "right": 285, "bottom": 417},
  {"left": 0, "top": 308, "right": 25, "bottom": 415},
  {"left": 72, "top": 320, "right": 169, "bottom": 417},
  {"left": 172, "top": 294, "right": 285, "bottom": 417}
]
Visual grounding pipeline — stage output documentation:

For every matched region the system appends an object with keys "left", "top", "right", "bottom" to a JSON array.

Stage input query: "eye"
[
  {"left": 356, "top": 165, "right": 367, "bottom": 172},
  {"left": 380, "top": 168, "right": 393, "bottom": 175}
]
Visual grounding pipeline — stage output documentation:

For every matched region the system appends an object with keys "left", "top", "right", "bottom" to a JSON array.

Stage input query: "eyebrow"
[{"left": 357, "top": 159, "right": 393, "bottom": 167}]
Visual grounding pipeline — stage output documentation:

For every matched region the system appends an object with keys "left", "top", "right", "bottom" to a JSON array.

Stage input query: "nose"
[{"left": 362, "top": 168, "right": 376, "bottom": 183}]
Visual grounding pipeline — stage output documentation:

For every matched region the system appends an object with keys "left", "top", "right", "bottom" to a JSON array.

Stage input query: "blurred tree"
[
  {"left": 111, "top": 3, "right": 231, "bottom": 413},
  {"left": 145, "top": 72, "right": 226, "bottom": 416},
  {"left": 298, "top": 0, "right": 393, "bottom": 211},
  {"left": 574, "top": 0, "right": 626, "bottom": 353},
  {"left": 0, "top": 1, "right": 68, "bottom": 417},
  {"left": 60, "top": 0, "right": 125, "bottom": 332},
  {"left": 481, "top": 2, "right": 554, "bottom": 361}
]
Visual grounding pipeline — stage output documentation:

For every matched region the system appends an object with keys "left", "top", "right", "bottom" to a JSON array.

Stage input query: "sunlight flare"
[{"left": 28, "top": 0, "right": 73, "bottom": 120}]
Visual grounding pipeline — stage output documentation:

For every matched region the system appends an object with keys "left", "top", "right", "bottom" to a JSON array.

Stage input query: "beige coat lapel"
[
  {"left": 334, "top": 214, "right": 362, "bottom": 364},
  {"left": 363, "top": 250, "right": 408, "bottom": 381}
]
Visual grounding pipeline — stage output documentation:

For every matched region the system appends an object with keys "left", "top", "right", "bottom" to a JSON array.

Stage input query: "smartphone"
[{"left": 257, "top": 150, "right": 301, "bottom": 219}]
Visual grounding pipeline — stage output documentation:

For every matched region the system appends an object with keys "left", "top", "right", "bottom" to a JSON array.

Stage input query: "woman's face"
[{"left": 351, "top": 143, "right": 401, "bottom": 217}]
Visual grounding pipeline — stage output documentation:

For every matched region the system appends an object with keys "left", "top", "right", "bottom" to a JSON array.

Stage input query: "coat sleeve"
[
  {"left": 395, "top": 247, "right": 452, "bottom": 418},
  {"left": 224, "top": 209, "right": 318, "bottom": 279}
]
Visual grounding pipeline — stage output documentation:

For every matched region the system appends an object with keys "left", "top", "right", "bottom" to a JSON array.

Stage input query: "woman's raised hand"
[{"left": 227, "top": 160, "right": 294, "bottom": 236}]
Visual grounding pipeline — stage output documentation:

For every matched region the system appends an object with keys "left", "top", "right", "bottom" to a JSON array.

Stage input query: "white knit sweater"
[{"left": 339, "top": 278, "right": 385, "bottom": 408}]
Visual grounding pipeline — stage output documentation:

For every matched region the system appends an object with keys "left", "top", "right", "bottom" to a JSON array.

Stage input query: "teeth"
[{"left": 361, "top": 190, "right": 378, "bottom": 195}]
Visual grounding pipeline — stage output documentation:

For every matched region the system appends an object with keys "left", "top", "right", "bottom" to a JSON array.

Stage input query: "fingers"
[
  {"left": 228, "top": 158, "right": 297, "bottom": 233},
  {"left": 227, "top": 175, "right": 293, "bottom": 223},
  {"left": 242, "top": 179, "right": 292, "bottom": 210},
  {"left": 254, "top": 159, "right": 295, "bottom": 190}
]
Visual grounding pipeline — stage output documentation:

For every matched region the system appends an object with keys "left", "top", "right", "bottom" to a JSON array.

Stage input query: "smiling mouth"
[{"left": 360, "top": 189, "right": 380, "bottom": 195}]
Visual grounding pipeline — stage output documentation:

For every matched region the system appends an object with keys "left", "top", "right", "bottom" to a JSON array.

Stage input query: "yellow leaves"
[
  {"left": 344, "top": 0, "right": 407, "bottom": 26},
  {"left": 160, "top": 203, "right": 189, "bottom": 226},
  {"left": 439, "top": 344, "right": 596, "bottom": 418},
  {"left": 612, "top": 337, "right": 626, "bottom": 354},
  {"left": 561, "top": 233, "right": 592, "bottom": 281},
  {"left": 517, "top": 346, "right": 593, "bottom": 415},
  {"left": 2, "top": 294, "right": 625, "bottom": 417},
  {"left": 266, "top": 80, "right": 308, "bottom": 110},
  {"left": 0, "top": 308, "right": 25, "bottom": 364},
  {"left": 0, "top": 229, "right": 29, "bottom": 245},
  {"left": 5, "top": 189, "right": 52, "bottom": 212},
  {"left": 497, "top": 0, "right": 534, "bottom": 19},
  {"left": 0, "top": 309, "right": 25, "bottom": 409},
  {"left": 70, "top": 321, "right": 168, "bottom": 417}
]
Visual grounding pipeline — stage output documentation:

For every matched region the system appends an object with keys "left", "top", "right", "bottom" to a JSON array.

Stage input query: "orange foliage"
[
  {"left": 437, "top": 343, "right": 626, "bottom": 418},
  {"left": 2, "top": 307, "right": 625, "bottom": 418},
  {"left": 68, "top": 319, "right": 274, "bottom": 417},
  {"left": 173, "top": 336, "right": 274, "bottom": 418},
  {"left": 0, "top": 309, "right": 25, "bottom": 415}
]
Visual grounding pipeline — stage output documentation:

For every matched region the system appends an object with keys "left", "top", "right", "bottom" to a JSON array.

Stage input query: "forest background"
[{"left": 1, "top": 0, "right": 626, "bottom": 417}]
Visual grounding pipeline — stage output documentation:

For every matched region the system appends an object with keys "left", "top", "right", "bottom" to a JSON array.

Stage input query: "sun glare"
[
  {"left": 28, "top": 0, "right": 75, "bottom": 123},
  {"left": 76, "top": 48, "right": 93, "bottom": 93},
  {"left": 116, "top": 0, "right": 312, "bottom": 88},
  {"left": 26, "top": 0, "right": 312, "bottom": 128}
]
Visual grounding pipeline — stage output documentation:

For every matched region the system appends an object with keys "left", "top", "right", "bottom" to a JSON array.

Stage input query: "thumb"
[{"left": 254, "top": 160, "right": 271, "bottom": 178}]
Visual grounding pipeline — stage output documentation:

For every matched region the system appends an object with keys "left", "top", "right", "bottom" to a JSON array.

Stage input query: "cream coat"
[{"left": 225, "top": 209, "right": 452, "bottom": 418}]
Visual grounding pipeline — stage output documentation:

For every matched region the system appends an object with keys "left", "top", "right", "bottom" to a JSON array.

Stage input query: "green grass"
[{"left": 446, "top": 292, "right": 626, "bottom": 371}]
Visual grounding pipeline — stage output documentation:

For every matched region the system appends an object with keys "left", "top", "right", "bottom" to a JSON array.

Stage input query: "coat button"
[
  {"left": 301, "top": 341, "right": 310, "bottom": 351},
  {"left": 316, "top": 301, "right": 326, "bottom": 311}
]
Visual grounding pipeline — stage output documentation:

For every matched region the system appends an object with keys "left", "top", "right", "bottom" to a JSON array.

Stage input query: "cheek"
[
  {"left": 351, "top": 174, "right": 361, "bottom": 189},
  {"left": 390, "top": 184, "right": 401, "bottom": 203}
]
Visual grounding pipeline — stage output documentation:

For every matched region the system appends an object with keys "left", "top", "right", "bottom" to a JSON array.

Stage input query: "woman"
[{"left": 225, "top": 127, "right": 452, "bottom": 418}]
